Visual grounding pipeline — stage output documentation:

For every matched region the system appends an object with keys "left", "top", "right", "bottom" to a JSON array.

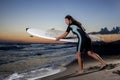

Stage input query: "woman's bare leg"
[
  {"left": 87, "top": 51, "right": 107, "bottom": 66},
  {"left": 76, "top": 52, "right": 83, "bottom": 73}
]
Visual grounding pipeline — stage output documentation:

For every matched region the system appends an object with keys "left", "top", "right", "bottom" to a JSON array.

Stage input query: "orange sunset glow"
[
  {"left": 0, "top": 0, "right": 120, "bottom": 43},
  {"left": 0, "top": 34, "right": 60, "bottom": 43}
]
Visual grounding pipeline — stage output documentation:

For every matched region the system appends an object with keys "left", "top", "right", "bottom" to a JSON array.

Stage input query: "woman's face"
[{"left": 65, "top": 18, "right": 71, "bottom": 25}]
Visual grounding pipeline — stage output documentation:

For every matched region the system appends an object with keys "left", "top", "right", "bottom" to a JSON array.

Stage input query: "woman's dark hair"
[{"left": 65, "top": 15, "right": 85, "bottom": 31}]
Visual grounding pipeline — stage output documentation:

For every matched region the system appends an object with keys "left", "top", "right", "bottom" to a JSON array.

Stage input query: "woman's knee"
[
  {"left": 87, "top": 51, "right": 93, "bottom": 56},
  {"left": 76, "top": 52, "right": 83, "bottom": 61},
  {"left": 76, "top": 52, "right": 82, "bottom": 57}
]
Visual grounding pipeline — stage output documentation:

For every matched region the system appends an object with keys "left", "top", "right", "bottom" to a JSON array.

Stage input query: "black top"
[{"left": 65, "top": 24, "right": 90, "bottom": 39}]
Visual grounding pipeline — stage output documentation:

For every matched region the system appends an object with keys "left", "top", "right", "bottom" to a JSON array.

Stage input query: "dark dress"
[{"left": 66, "top": 24, "right": 92, "bottom": 53}]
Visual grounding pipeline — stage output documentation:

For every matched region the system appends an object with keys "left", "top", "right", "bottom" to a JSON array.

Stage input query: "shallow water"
[{"left": 0, "top": 43, "right": 77, "bottom": 79}]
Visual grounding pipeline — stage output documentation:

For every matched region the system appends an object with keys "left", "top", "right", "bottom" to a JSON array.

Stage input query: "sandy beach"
[
  {"left": 42, "top": 55, "right": 120, "bottom": 80},
  {"left": 95, "top": 34, "right": 120, "bottom": 42}
]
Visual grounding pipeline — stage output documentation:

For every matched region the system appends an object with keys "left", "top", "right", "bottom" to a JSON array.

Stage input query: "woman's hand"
[
  {"left": 56, "top": 37, "right": 61, "bottom": 41},
  {"left": 56, "top": 32, "right": 69, "bottom": 41}
]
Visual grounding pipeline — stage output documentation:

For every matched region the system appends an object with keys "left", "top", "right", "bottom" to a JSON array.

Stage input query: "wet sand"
[{"left": 42, "top": 55, "right": 120, "bottom": 80}]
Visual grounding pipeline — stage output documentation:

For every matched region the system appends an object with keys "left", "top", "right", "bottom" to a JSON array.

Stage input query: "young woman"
[{"left": 56, "top": 15, "right": 107, "bottom": 74}]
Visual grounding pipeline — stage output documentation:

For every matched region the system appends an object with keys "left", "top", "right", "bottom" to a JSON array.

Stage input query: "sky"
[{"left": 0, "top": 0, "right": 120, "bottom": 43}]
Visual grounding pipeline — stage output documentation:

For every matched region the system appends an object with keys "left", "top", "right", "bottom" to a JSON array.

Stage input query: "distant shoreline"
[
  {"left": 0, "top": 34, "right": 120, "bottom": 43},
  {"left": 93, "top": 34, "right": 120, "bottom": 42}
]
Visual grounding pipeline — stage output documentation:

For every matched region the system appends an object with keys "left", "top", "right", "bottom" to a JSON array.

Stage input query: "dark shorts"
[{"left": 77, "top": 37, "right": 92, "bottom": 53}]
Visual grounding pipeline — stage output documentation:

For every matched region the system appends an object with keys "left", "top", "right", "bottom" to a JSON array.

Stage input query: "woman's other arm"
[{"left": 56, "top": 32, "right": 69, "bottom": 41}]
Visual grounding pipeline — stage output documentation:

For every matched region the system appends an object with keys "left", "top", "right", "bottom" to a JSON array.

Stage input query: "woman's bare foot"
[
  {"left": 100, "top": 64, "right": 107, "bottom": 70},
  {"left": 75, "top": 70, "right": 84, "bottom": 74}
]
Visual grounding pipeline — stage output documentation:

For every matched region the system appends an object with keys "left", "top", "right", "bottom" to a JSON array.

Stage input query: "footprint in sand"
[
  {"left": 105, "top": 63, "right": 120, "bottom": 70},
  {"left": 112, "top": 70, "right": 120, "bottom": 76},
  {"left": 86, "top": 63, "right": 120, "bottom": 71},
  {"left": 74, "top": 63, "right": 120, "bottom": 75}
]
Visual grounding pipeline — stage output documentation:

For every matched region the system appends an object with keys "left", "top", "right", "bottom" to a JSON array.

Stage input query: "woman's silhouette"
[{"left": 56, "top": 15, "right": 107, "bottom": 74}]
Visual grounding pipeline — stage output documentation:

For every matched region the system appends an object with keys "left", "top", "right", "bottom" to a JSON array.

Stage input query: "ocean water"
[
  {"left": 0, "top": 42, "right": 77, "bottom": 79},
  {"left": 0, "top": 41, "right": 120, "bottom": 79}
]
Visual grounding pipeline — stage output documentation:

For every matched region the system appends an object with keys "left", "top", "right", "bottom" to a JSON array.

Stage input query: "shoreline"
[
  {"left": 42, "top": 55, "right": 120, "bottom": 80},
  {"left": 1, "top": 54, "right": 120, "bottom": 80}
]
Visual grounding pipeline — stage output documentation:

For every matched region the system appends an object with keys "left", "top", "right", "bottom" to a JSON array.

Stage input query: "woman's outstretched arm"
[{"left": 56, "top": 32, "right": 69, "bottom": 41}]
